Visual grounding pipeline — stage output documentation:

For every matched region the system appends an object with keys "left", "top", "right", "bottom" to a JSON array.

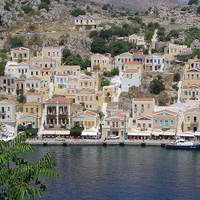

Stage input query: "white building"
[
  {"left": 121, "top": 69, "right": 141, "bottom": 92},
  {"left": 5, "top": 61, "right": 31, "bottom": 78},
  {"left": 144, "top": 54, "right": 165, "bottom": 72},
  {"left": 129, "top": 34, "right": 146, "bottom": 46}
]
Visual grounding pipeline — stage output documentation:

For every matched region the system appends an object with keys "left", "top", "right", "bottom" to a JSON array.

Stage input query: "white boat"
[{"left": 166, "top": 139, "right": 200, "bottom": 150}]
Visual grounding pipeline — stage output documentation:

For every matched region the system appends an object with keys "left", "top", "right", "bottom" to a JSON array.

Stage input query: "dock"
[{"left": 26, "top": 138, "right": 170, "bottom": 147}]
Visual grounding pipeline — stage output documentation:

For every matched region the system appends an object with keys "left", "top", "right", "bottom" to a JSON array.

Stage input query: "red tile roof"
[
  {"left": 86, "top": 111, "right": 97, "bottom": 116},
  {"left": 47, "top": 96, "right": 71, "bottom": 103},
  {"left": 27, "top": 92, "right": 42, "bottom": 95},
  {"left": 154, "top": 109, "right": 177, "bottom": 115},
  {"left": 114, "top": 113, "right": 126, "bottom": 119},
  {"left": 42, "top": 67, "right": 51, "bottom": 70}
]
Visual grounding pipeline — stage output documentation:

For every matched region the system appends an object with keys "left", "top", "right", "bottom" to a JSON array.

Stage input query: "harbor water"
[{"left": 28, "top": 146, "right": 200, "bottom": 200}]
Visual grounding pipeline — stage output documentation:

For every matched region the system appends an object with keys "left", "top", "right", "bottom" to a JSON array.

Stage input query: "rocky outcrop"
[{"left": 191, "top": 39, "right": 200, "bottom": 50}]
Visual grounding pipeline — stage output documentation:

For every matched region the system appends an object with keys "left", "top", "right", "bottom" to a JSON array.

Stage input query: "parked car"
[
  {"left": 49, "top": 124, "right": 54, "bottom": 128},
  {"left": 106, "top": 135, "right": 120, "bottom": 140},
  {"left": 55, "top": 136, "right": 65, "bottom": 141}
]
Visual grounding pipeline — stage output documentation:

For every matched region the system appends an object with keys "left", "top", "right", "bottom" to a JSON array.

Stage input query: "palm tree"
[{"left": 0, "top": 132, "right": 59, "bottom": 200}]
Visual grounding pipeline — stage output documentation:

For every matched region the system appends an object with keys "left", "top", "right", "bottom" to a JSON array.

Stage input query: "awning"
[
  {"left": 163, "top": 130, "right": 176, "bottom": 136},
  {"left": 42, "top": 130, "right": 70, "bottom": 135},
  {"left": 195, "top": 132, "right": 200, "bottom": 136},
  {"left": 127, "top": 130, "right": 151, "bottom": 136},
  {"left": 152, "top": 129, "right": 164, "bottom": 136},
  {"left": 177, "top": 132, "right": 194, "bottom": 137},
  {"left": 81, "top": 128, "right": 98, "bottom": 136}
]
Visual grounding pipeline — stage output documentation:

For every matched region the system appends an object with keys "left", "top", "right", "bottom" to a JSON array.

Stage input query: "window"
[
  {"left": 36, "top": 72, "right": 38, "bottom": 75},
  {"left": 36, "top": 83, "right": 38, "bottom": 88},
  {"left": 160, "top": 120, "right": 163, "bottom": 126},
  {"left": 170, "top": 120, "right": 174, "bottom": 126},
  {"left": 149, "top": 124, "right": 151, "bottom": 128},
  {"left": 31, "top": 72, "right": 33, "bottom": 75},
  {"left": 187, "top": 116, "right": 190, "bottom": 121},
  {"left": 26, "top": 108, "right": 28, "bottom": 112},
  {"left": 122, "top": 122, "right": 124, "bottom": 126},
  {"left": 90, "top": 105, "right": 92, "bottom": 108},
  {"left": 107, "top": 122, "right": 110, "bottom": 126},
  {"left": 138, "top": 123, "right": 140, "bottom": 127},
  {"left": 155, "top": 120, "right": 158, "bottom": 125},
  {"left": 7, "top": 107, "right": 10, "bottom": 111},
  {"left": 184, "top": 91, "right": 187, "bottom": 95},
  {"left": 48, "top": 52, "right": 50, "bottom": 56},
  {"left": 148, "top": 104, "right": 150, "bottom": 109},
  {"left": 31, "top": 108, "right": 34, "bottom": 114}
]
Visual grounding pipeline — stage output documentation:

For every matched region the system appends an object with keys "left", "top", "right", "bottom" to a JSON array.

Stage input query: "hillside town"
[{"left": 1, "top": 0, "right": 200, "bottom": 143}]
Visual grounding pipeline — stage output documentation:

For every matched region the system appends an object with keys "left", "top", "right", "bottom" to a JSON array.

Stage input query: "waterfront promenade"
[{"left": 26, "top": 138, "right": 175, "bottom": 147}]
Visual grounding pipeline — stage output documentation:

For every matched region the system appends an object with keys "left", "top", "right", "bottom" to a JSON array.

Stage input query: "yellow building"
[
  {"left": 57, "top": 65, "right": 80, "bottom": 77},
  {"left": 91, "top": 53, "right": 111, "bottom": 71},
  {"left": 11, "top": 47, "right": 30, "bottom": 62},
  {"left": 54, "top": 74, "right": 68, "bottom": 95},
  {"left": 152, "top": 109, "right": 178, "bottom": 131},
  {"left": 79, "top": 75, "right": 95, "bottom": 90},
  {"left": 72, "top": 111, "right": 100, "bottom": 128},
  {"left": 20, "top": 102, "right": 43, "bottom": 129},
  {"left": 182, "top": 63, "right": 200, "bottom": 100},
  {"left": 76, "top": 88, "right": 102, "bottom": 110},
  {"left": 132, "top": 98, "right": 155, "bottom": 119},
  {"left": 42, "top": 46, "right": 64, "bottom": 67},
  {"left": 102, "top": 113, "right": 129, "bottom": 138},
  {"left": 103, "top": 86, "right": 117, "bottom": 103},
  {"left": 183, "top": 107, "right": 200, "bottom": 133}
]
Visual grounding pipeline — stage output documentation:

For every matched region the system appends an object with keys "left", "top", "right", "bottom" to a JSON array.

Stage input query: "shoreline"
[{"left": 26, "top": 138, "right": 175, "bottom": 147}]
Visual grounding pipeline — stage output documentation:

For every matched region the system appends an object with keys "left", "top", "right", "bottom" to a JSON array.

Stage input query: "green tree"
[
  {"left": 0, "top": 61, "right": 5, "bottom": 75},
  {"left": 197, "top": 6, "right": 200, "bottom": 14},
  {"left": 41, "top": 0, "right": 51, "bottom": 4},
  {"left": 90, "top": 30, "right": 99, "bottom": 38},
  {"left": 91, "top": 38, "right": 108, "bottom": 54},
  {"left": 85, "top": 71, "right": 92, "bottom": 76},
  {"left": 65, "top": 54, "right": 85, "bottom": 69},
  {"left": 158, "top": 95, "right": 166, "bottom": 106},
  {"left": 110, "top": 67, "right": 119, "bottom": 76},
  {"left": 17, "top": 91, "right": 26, "bottom": 103},
  {"left": 110, "top": 40, "right": 130, "bottom": 55},
  {"left": 0, "top": 132, "right": 59, "bottom": 200},
  {"left": 62, "top": 48, "right": 71, "bottom": 63},
  {"left": 149, "top": 75, "right": 165, "bottom": 94},
  {"left": 188, "top": 0, "right": 199, "bottom": 5},
  {"left": 21, "top": 5, "right": 34, "bottom": 14},
  {"left": 70, "top": 9, "right": 86, "bottom": 17},
  {"left": 101, "top": 80, "right": 110, "bottom": 86},
  {"left": 10, "top": 36, "right": 25, "bottom": 48},
  {"left": 173, "top": 73, "right": 180, "bottom": 82}
]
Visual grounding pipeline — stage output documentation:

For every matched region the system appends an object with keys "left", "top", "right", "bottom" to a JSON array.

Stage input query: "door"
[
  {"left": 164, "top": 120, "right": 169, "bottom": 128},
  {"left": 194, "top": 127, "right": 197, "bottom": 132},
  {"left": 193, "top": 92, "right": 195, "bottom": 98}
]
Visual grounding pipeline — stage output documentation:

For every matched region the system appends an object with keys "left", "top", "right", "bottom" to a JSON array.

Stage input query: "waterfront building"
[
  {"left": 72, "top": 111, "right": 100, "bottom": 128},
  {"left": 102, "top": 113, "right": 129, "bottom": 138},
  {"left": 0, "top": 99, "right": 16, "bottom": 133},
  {"left": 183, "top": 107, "right": 200, "bottom": 133},
  {"left": 44, "top": 96, "right": 73, "bottom": 129}
]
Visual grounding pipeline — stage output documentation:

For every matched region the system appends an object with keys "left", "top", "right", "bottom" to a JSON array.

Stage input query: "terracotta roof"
[
  {"left": 133, "top": 98, "right": 154, "bottom": 101},
  {"left": 85, "top": 111, "right": 97, "bottom": 116},
  {"left": 187, "top": 107, "right": 200, "bottom": 112},
  {"left": 27, "top": 92, "right": 42, "bottom": 95},
  {"left": 183, "top": 84, "right": 200, "bottom": 89},
  {"left": 154, "top": 109, "right": 177, "bottom": 115},
  {"left": 133, "top": 52, "right": 142, "bottom": 55},
  {"left": 56, "top": 74, "right": 68, "bottom": 76},
  {"left": 4, "top": 99, "right": 15, "bottom": 104},
  {"left": 42, "top": 67, "right": 51, "bottom": 70},
  {"left": 47, "top": 96, "right": 71, "bottom": 103},
  {"left": 78, "top": 88, "right": 95, "bottom": 93},
  {"left": 114, "top": 113, "right": 126, "bottom": 119},
  {"left": 124, "top": 61, "right": 142, "bottom": 64}
]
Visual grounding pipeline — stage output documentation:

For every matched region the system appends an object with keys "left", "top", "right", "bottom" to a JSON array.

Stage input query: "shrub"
[
  {"left": 101, "top": 80, "right": 110, "bottom": 86},
  {"left": 70, "top": 8, "right": 86, "bottom": 17},
  {"left": 41, "top": 0, "right": 51, "bottom": 4},
  {"left": 4, "top": 1, "right": 12, "bottom": 11},
  {"left": 85, "top": 71, "right": 92, "bottom": 76},
  {"left": 21, "top": 5, "right": 34, "bottom": 14},
  {"left": 38, "top": 2, "right": 49, "bottom": 10},
  {"left": 173, "top": 73, "right": 180, "bottom": 82},
  {"left": 10, "top": 36, "right": 25, "bottom": 48}
]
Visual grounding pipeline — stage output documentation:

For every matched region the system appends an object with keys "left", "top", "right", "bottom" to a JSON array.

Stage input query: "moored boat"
[{"left": 166, "top": 139, "right": 200, "bottom": 150}]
